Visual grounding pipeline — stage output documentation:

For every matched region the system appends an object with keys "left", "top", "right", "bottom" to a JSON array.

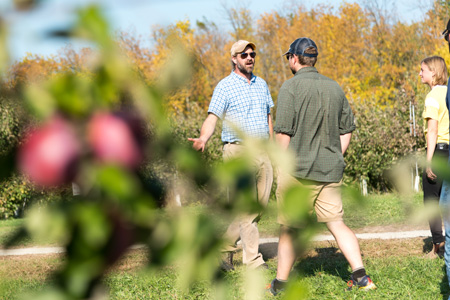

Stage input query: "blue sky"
[{"left": 2, "top": 0, "right": 428, "bottom": 63}]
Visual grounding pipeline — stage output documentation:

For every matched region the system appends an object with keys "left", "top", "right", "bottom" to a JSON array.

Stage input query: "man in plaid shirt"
[{"left": 189, "top": 40, "right": 274, "bottom": 270}]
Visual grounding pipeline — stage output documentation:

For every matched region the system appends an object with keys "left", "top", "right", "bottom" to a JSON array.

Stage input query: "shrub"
[
  {"left": 0, "top": 95, "right": 25, "bottom": 155},
  {"left": 0, "top": 93, "right": 35, "bottom": 219},
  {"left": 0, "top": 174, "right": 73, "bottom": 219},
  {"left": 0, "top": 176, "right": 34, "bottom": 219},
  {"left": 344, "top": 89, "right": 425, "bottom": 192}
]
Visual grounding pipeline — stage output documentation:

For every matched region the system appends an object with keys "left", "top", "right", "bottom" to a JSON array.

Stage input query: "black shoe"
[
  {"left": 266, "top": 279, "right": 285, "bottom": 296},
  {"left": 220, "top": 260, "right": 235, "bottom": 272}
]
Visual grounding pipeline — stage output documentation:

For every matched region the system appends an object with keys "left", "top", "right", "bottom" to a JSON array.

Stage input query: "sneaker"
[
  {"left": 346, "top": 275, "right": 376, "bottom": 291},
  {"left": 220, "top": 260, "right": 235, "bottom": 272},
  {"left": 266, "top": 279, "right": 285, "bottom": 296}
]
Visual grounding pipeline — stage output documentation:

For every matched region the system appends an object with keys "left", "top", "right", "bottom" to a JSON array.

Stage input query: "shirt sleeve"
[
  {"left": 423, "top": 96, "right": 440, "bottom": 120},
  {"left": 274, "top": 84, "right": 296, "bottom": 136},
  {"left": 207, "top": 82, "right": 227, "bottom": 119},
  {"left": 339, "top": 95, "right": 356, "bottom": 135}
]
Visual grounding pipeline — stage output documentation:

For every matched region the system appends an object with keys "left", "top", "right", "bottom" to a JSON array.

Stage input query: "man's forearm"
[
  {"left": 188, "top": 113, "right": 218, "bottom": 152},
  {"left": 268, "top": 114, "right": 273, "bottom": 140},
  {"left": 276, "top": 133, "right": 291, "bottom": 150},
  {"left": 340, "top": 132, "right": 352, "bottom": 154},
  {"left": 199, "top": 116, "right": 216, "bottom": 143}
]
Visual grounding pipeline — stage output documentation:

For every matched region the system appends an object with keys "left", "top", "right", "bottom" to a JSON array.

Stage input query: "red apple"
[
  {"left": 18, "top": 117, "right": 80, "bottom": 187},
  {"left": 87, "top": 112, "right": 143, "bottom": 168}
]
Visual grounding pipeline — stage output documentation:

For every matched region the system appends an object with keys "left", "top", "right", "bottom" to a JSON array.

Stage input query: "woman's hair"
[{"left": 421, "top": 56, "right": 448, "bottom": 86}]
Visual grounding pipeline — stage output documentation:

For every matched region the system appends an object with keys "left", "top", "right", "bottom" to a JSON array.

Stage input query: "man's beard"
[{"left": 237, "top": 61, "right": 253, "bottom": 75}]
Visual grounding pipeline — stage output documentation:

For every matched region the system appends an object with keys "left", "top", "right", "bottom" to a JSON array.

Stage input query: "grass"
[
  {"left": 0, "top": 192, "right": 443, "bottom": 299},
  {"left": 1, "top": 238, "right": 449, "bottom": 299},
  {"left": 0, "top": 218, "right": 62, "bottom": 248},
  {"left": 342, "top": 191, "right": 425, "bottom": 230}
]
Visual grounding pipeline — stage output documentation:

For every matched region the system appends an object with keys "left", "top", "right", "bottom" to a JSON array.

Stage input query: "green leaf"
[{"left": 74, "top": 6, "right": 111, "bottom": 47}]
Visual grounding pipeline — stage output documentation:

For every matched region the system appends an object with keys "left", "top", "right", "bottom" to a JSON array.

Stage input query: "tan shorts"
[{"left": 276, "top": 171, "right": 343, "bottom": 227}]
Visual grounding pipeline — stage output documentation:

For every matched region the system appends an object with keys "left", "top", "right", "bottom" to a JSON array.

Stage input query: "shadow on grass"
[
  {"left": 260, "top": 242, "right": 278, "bottom": 261},
  {"left": 259, "top": 241, "right": 352, "bottom": 281},
  {"left": 293, "top": 247, "right": 351, "bottom": 281},
  {"left": 422, "top": 236, "right": 434, "bottom": 254}
]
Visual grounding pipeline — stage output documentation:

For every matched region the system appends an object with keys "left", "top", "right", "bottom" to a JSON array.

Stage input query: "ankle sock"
[
  {"left": 352, "top": 267, "right": 366, "bottom": 283},
  {"left": 273, "top": 278, "right": 287, "bottom": 291}
]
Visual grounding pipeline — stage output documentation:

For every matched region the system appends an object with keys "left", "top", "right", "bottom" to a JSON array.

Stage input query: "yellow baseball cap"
[{"left": 230, "top": 40, "right": 256, "bottom": 57}]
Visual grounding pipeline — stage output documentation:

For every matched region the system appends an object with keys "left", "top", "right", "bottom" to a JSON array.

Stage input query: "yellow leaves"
[
  {"left": 174, "top": 20, "right": 193, "bottom": 35},
  {"left": 434, "top": 43, "right": 450, "bottom": 63},
  {"left": 5, "top": 53, "right": 66, "bottom": 89}
]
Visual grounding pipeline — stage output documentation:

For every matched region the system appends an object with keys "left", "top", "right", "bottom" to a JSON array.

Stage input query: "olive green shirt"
[{"left": 274, "top": 67, "right": 356, "bottom": 182}]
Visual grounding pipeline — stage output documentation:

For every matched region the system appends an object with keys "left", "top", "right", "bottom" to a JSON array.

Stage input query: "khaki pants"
[
  {"left": 222, "top": 143, "right": 273, "bottom": 268},
  {"left": 276, "top": 170, "right": 343, "bottom": 227}
]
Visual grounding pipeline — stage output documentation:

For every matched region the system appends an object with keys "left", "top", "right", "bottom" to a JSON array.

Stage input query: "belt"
[
  {"left": 223, "top": 141, "right": 241, "bottom": 145},
  {"left": 437, "top": 143, "right": 449, "bottom": 150}
]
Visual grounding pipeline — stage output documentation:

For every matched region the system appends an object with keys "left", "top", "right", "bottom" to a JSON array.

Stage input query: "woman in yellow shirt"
[{"left": 420, "top": 56, "right": 449, "bottom": 257}]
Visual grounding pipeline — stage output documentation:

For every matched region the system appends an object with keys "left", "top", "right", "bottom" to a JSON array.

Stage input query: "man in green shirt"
[{"left": 267, "top": 37, "right": 376, "bottom": 295}]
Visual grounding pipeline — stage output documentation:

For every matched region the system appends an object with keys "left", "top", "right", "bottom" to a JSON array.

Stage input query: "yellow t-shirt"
[{"left": 423, "top": 85, "right": 450, "bottom": 144}]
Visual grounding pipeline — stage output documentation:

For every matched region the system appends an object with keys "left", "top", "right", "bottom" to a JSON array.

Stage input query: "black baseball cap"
[
  {"left": 443, "top": 19, "right": 450, "bottom": 42},
  {"left": 283, "top": 37, "right": 318, "bottom": 57}
]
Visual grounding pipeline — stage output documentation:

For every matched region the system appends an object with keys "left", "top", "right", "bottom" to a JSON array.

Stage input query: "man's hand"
[
  {"left": 188, "top": 114, "right": 218, "bottom": 153},
  {"left": 188, "top": 137, "right": 206, "bottom": 152},
  {"left": 426, "top": 166, "right": 437, "bottom": 181}
]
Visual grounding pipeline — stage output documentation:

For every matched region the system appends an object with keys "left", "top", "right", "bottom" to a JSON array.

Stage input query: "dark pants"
[{"left": 423, "top": 145, "right": 449, "bottom": 245}]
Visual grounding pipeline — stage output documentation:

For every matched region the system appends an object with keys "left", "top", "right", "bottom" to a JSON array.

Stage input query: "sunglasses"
[
  {"left": 240, "top": 52, "right": 256, "bottom": 59},
  {"left": 286, "top": 53, "right": 298, "bottom": 61}
]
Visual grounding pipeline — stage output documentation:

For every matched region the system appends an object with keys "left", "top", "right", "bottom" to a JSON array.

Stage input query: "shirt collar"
[
  {"left": 231, "top": 71, "right": 256, "bottom": 83},
  {"left": 294, "top": 66, "right": 318, "bottom": 76}
]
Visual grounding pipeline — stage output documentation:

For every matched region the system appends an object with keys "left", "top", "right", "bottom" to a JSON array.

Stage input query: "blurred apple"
[
  {"left": 18, "top": 117, "right": 81, "bottom": 187},
  {"left": 87, "top": 112, "right": 144, "bottom": 168}
]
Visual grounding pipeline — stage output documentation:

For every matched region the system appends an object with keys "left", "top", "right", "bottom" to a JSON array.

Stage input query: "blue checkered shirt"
[{"left": 208, "top": 72, "right": 274, "bottom": 142}]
